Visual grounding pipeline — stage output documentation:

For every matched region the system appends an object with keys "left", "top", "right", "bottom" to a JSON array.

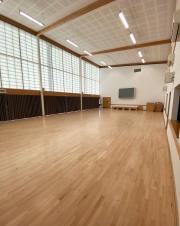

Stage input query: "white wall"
[
  {"left": 173, "top": 42, "right": 180, "bottom": 87},
  {"left": 167, "top": 124, "right": 180, "bottom": 225},
  {"left": 164, "top": 36, "right": 180, "bottom": 225},
  {"left": 176, "top": 0, "right": 180, "bottom": 10},
  {"left": 100, "top": 64, "right": 166, "bottom": 105}
]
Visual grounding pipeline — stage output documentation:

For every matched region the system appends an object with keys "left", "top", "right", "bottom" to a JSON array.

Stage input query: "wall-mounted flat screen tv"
[{"left": 119, "top": 88, "right": 135, "bottom": 98}]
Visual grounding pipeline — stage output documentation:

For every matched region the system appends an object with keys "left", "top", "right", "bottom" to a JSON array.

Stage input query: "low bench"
[{"left": 112, "top": 105, "right": 138, "bottom": 111}]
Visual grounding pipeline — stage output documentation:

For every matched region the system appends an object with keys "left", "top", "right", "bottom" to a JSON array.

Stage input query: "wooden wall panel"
[
  {"left": 6, "top": 95, "right": 42, "bottom": 120},
  {"left": 82, "top": 97, "right": 100, "bottom": 109},
  {"left": 0, "top": 92, "right": 100, "bottom": 121},
  {"left": 0, "top": 94, "right": 42, "bottom": 121},
  {"left": 44, "top": 96, "right": 81, "bottom": 115},
  {"left": 44, "top": 96, "right": 66, "bottom": 115},
  {"left": 67, "top": 97, "right": 81, "bottom": 112},
  {"left": 0, "top": 94, "right": 7, "bottom": 121}
]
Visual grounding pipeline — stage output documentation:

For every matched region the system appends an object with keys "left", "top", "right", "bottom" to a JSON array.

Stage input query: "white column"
[
  {"left": 80, "top": 57, "right": 83, "bottom": 111},
  {"left": 37, "top": 37, "right": 45, "bottom": 116}
]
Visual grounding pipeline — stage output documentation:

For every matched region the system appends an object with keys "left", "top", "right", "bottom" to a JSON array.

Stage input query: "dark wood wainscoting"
[
  {"left": 44, "top": 96, "right": 81, "bottom": 115},
  {"left": 0, "top": 94, "right": 42, "bottom": 121},
  {"left": 82, "top": 97, "right": 100, "bottom": 109},
  {"left": 0, "top": 89, "right": 100, "bottom": 121}
]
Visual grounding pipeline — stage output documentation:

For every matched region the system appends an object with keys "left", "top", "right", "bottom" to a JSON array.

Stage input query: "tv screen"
[{"left": 119, "top": 88, "right": 135, "bottom": 98}]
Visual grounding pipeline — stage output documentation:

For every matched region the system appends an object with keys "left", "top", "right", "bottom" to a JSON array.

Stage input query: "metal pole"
[
  {"left": 80, "top": 57, "right": 83, "bottom": 111},
  {"left": 37, "top": 37, "right": 45, "bottom": 116}
]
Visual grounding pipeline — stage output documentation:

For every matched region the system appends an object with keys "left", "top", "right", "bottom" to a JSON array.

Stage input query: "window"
[
  {"left": 53, "top": 69, "right": 64, "bottom": 92},
  {"left": 0, "top": 21, "right": 99, "bottom": 94},
  {"left": 52, "top": 46, "right": 64, "bottom": 92},
  {"left": 0, "top": 21, "right": 40, "bottom": 90},
  {"left": 1, "top": 22, "right": 20, "bottom": 58},
  {"left": 22, "top": 60, "right": 39, "bottom": 90},
  {"left": 0, "top": 22, "right": 22, "bottom": 89},
  {"left": 40, "top": 40, "right": 53, "bottom": 91},
  {"left": 72, "top": 55, "right": 80, "bottom": 93},
  {"left": 0, "top": 54, "right": 22, "bottom": 89},
  {"left": 20, "top": 30, "right": 38, "bottom": 63},
  {"left": 83, "top": 61, "right": 99, "bottom": 95},
  {"left": 39, "top": 40, "right": 81, "bottom": 93},
  {"left": 20, "top": 30, "right": 39, "bottom": 90}
]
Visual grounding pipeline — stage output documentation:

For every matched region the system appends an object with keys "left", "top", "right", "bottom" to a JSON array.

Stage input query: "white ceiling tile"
[{"left": 0, "top": 0, "right": 176, "bottom": 65}]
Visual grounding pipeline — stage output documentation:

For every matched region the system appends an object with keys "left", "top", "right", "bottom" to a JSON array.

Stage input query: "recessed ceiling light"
[
  {"left": 141, "top": 59, "right": 145, "bottom": 63},
  {"left": 84, "top": 50, "right": 92, "bottom": 56},
  {"left": 66, "top": 39, "right": 79, "bottom": 48},
  {"left": 108, "top": 66, "right": 112, "bottom": 69},
  {"left": 129, "top": 33, "right": 136, "bottom": 44},
  {"left": 138, "top": 51, "right": 143, "bottom": 58},
  {"left": 19, "top": 11, "right": 44, "bottom": 27},
  {"left": 119, "top": 12, "right": 129, "bottom": 29},
  {"left": 0, "top": 0, "right": 3, "bottom": 3},
  {"left": 100, "top": 61, "right": 106, "bottom": 66}
]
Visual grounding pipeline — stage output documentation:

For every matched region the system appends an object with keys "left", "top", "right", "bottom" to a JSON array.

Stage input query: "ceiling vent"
[{"left": 134, "top": 68, "right": 141, "bottom": 73}]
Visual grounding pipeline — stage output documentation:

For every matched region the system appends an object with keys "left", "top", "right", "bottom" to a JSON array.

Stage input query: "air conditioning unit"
[
  {"left": 134, "top": 68, "right": 141, "bottom": 73},
  {"left": 167, "top": 53, "right": 175, "bottom": 66},
  {"left": 164, "top": 71, "right": 175, "bottom": 83}
]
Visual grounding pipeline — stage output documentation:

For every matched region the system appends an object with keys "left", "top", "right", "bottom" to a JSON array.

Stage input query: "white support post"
[
  {"left": 80, "top": 57, "right": 83, "bottom": 111},
  {"left": 37, "top": 37, "right": 45, "bottom": 116}
]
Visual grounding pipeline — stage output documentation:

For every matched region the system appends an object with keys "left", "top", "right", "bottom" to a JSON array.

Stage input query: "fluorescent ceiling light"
[
  {"left": 141, "top": 58, "right": 145, "bottom": 63},
  {"left": 138, "top": 51, "right": 143, "bottom": 58},
  {"left": 19, "top": 11, "right": 44, "bottom": 27},
  {"left": 66, "top": 39, "right": 78, "bottom": 48},
  {"left": 108, "top": 66, "right": 112, "bottom": 69},
  {"left": 84, "top": 50, "right": 92, "bottom": 56},
  {"left": 119, "top": 12, "right": 129, "bottom": 29},
  {"left": 100, "top": 61, "right": 106, "bottom": 66},
  {"left": 130, "top": 33, "right": 136, "bottom": 44}
]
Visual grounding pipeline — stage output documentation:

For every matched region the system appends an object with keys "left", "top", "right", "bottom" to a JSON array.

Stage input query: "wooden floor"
[{"left": 0, "top": 109, "right": 177, "bottom": 226}]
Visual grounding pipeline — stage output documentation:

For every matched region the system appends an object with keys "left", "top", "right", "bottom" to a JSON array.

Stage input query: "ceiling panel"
[
  {"left": 85, "top": 44, "right": 170, "bottom": 66},
  {"left": 0, "top": 0, "right": 175, "bottom": 65},
  {"left": 46, "top": 0, "right": 175, "bottom": 54},
  {"left": 0, "top": 0, "right": 97, "bottom": 30}
]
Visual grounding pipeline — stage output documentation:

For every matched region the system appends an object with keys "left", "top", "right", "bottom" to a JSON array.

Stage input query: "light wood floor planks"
[{"left": 0, "top": 109, "right": 178, "bottom": 226}]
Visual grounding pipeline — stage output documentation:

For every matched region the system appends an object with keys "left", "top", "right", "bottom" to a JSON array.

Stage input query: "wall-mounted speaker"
[{"left": 134, "top": 68, "right": 141, "bottom": 73}]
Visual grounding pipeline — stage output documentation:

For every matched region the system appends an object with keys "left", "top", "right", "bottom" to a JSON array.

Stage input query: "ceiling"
[
  {"left": 0, "top": 0, "right": 176, "bottom": 66},
  {"left": 86, "top": 44, "right": 170, "bottom": 65}
]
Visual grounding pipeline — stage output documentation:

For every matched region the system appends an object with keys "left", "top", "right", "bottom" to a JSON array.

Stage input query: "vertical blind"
[{"left": 0, "top": 21, "right": 99, "bottom": 95}]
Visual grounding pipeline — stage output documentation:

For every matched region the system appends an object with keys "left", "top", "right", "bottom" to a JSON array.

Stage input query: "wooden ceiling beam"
[
  {"left": 99, "top": 61, "right": 167, "bottom": 68},
  {"left": 37, "top": 0, "right": 115, "bottom": 36},
  {"left": 82, "top": 39, "right": 171, "bottom": 56}
]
